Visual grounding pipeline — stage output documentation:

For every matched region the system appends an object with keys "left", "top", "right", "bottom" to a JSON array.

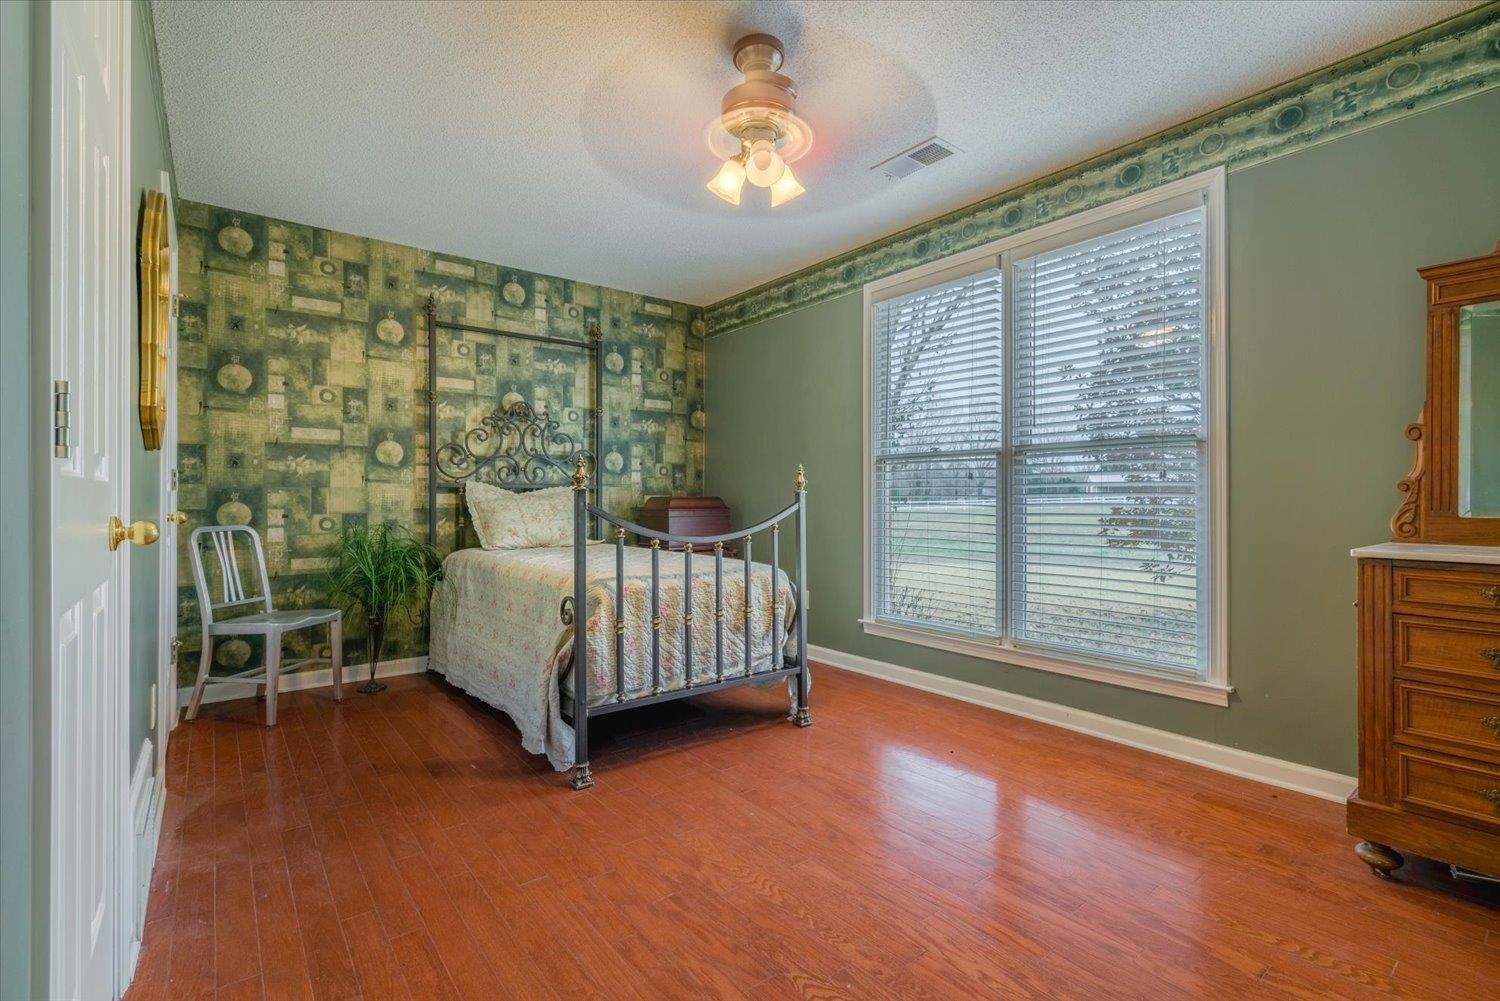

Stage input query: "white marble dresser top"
[{"left": 1351, "top": 542, "right": 1500, "bottom": 565}]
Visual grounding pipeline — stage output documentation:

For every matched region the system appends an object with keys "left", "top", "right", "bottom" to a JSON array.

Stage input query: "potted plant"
[{"left": 324, "top": 523, "right": 439, "bottom": 693}]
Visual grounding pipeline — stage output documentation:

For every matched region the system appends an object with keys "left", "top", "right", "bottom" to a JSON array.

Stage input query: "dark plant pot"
[{"left": 359, "top": 613, "right": 387, "bottom": 693}]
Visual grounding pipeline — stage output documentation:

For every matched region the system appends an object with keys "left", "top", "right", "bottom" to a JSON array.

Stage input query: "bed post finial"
[
  {"left": 573, "top": 455, "right": 588, "bottom": 491},
  {"left": 794, "top": 464, "right": 806, "bottom": 493}
]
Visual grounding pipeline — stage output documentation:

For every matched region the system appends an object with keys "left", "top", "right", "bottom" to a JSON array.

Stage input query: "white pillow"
[{"left": 465, "top": 482, "right": 574, "bottom": 549}]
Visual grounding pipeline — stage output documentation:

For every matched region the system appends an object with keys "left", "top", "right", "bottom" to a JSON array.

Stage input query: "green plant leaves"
[{"left": 323, "top": 523, "right": 440, "bottom": 620}]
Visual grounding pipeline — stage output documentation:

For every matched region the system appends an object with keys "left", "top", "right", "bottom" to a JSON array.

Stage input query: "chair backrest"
[{"left": 189, "top": 525, "right": 274, "bottom": 628}]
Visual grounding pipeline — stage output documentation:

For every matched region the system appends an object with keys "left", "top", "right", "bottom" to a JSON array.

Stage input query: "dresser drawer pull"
[
  {"left": 1482, "top": 586, "right": 1500, "bottom": 608},
  {"left": 1482, "top": 647, "right": 1500, "bottom": 667},
  {"left": 1483, "top": 716, "right": 1500, "bottom": 737},
  {"left": 1483, "top": 788, "right": 1500, "bottom": 807}
]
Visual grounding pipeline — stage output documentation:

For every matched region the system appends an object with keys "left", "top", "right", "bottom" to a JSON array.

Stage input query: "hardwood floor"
[{"left": 125, "top": 664, "right": 1499, "bottom": 1001}]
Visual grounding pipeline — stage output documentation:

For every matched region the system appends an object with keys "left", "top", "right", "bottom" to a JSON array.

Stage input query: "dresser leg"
[{"left": 1354, "top": 841, "right": 1404, "bottom": 878}]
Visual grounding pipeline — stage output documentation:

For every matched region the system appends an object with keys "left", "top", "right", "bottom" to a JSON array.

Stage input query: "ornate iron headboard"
[{"left": 424, "top": 296, "right": 601, "bottom": 549}]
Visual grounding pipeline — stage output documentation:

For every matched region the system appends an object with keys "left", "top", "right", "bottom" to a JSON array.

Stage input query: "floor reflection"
[{"left": 880, "top": 743, "right": 1000, "bottom": 840}]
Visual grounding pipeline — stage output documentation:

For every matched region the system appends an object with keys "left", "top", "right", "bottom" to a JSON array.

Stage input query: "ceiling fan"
[{"left": 705, "top": 33, "right": 813, "bottom": 207}]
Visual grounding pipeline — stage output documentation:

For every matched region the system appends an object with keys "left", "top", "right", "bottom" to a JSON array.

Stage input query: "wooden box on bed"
[{"left": 637, "top": 496, "right": 730, "bottom": 550}]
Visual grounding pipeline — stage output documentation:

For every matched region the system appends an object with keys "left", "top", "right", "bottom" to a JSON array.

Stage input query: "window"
[
  {"left": 872, "top": 266, "right": 1003, "bottom": 635},
  {"left": 863, "top": 171, "right": 1227, "bottom": 703}
]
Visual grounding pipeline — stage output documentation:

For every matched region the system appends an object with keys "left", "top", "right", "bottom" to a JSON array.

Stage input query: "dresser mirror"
[
  {"left": 1391, "top": 241, "right": 1500, "bottom": 544},
  {"left": 1459, "top": 299, "right": 1500, "bottom": 518}
]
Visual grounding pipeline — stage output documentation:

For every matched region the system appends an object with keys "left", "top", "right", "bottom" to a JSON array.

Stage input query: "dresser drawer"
[
  {"left": 1394, "top": 616, "right": 1500, "bottom": 683},
  {"left": 1398, "top": 750, "right": 1500, "bottom": 830},
  {"left": 1396, "top": 682, "right": 1500, "bottom": 760},
  {"left": 1393, "top": 564, "right": 1500, "bottom": 618}
]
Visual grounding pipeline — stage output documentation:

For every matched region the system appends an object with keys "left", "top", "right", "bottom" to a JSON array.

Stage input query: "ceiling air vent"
[{"left": 873, "top": 137, "right": 960, "bottom": 180}]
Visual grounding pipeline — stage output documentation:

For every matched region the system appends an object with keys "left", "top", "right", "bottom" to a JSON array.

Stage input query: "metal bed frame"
[
  {"left": 424, "top": 297, "right": 811, "bottom": 791},
  {"left": 424, "top": 295, "right": 603, "bottom": 546}
]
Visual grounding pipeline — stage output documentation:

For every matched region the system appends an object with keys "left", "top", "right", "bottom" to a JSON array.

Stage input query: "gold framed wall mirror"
[
  {"left": 1392, "top": 239, "right": 1500, "bottom": 544},
  {"left": 138, "top": 188, "right": 170, "bottom": 450}
]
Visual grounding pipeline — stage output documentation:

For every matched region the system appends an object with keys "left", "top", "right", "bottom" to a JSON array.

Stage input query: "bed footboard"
[{"left": 565, "top": 461, "right": 810, "bottom": 790}]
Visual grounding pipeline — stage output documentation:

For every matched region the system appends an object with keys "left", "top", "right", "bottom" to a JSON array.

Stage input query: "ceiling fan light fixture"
[
  {"left": 769, "top": 163, "right": 805, "bottom": 207},
  {"left": 704, "top": 34, "right": 812, "bottom": 207},
  {"left": 706, "top": 157, "right": 747, "bottom": 204}
]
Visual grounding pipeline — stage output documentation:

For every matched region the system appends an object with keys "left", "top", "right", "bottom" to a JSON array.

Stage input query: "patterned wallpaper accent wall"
[{"left": 174, "top": 199, "right": 705, "bottom": 684}]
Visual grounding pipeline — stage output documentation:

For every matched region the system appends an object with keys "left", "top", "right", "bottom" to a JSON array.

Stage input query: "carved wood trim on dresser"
[{"left": 1348, "top": 240, "right": 1500, "bottom": 882}]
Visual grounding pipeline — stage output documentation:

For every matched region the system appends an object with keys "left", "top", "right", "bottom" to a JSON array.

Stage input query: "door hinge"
[
  {"left": 170, "top": 466, "right": 179, "bottom": 491},
  {"left": 171, "top": 293, "right": 180, "bottom": 319},
  {"left": 52, "top": 380, "right": 70, "bottom": 458}
]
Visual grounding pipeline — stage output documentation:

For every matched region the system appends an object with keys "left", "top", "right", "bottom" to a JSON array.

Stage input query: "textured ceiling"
[{"left": 153, "top": 0, "right": 1477, "bottom": 306}]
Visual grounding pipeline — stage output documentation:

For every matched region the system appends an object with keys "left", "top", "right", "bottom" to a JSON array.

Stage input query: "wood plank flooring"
[{"left": 125, "top": 665, "right": 1500, "bottom": 1001}]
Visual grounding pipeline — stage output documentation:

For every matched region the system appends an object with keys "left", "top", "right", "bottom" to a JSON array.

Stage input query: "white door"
[{"left": 49, "top": 2, "right": 131, "bottom": 998}]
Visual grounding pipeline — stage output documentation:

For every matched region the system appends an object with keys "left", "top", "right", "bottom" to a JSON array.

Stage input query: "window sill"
[{"left": 858, "top": 618, "right": 1233, "bottom": 707}]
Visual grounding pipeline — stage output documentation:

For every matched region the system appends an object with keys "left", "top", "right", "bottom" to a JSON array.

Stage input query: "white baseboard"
[
  {"left": 176, "top": 655, "right": 428, "bottom": 708},
  {"left": 809, "top": 644, "right": 1357, "bottom": 803}
]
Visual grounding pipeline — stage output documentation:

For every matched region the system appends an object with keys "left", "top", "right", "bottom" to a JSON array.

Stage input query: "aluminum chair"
[{"left": 186, "top": 525, "right": 342, "bottom": 726}]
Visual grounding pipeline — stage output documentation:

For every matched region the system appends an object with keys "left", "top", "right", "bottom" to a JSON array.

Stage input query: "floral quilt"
[{"left": 429, "top": 543, "right": 799, "bottom": 770}]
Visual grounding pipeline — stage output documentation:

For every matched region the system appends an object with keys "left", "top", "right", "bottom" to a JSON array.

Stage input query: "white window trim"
[{"left": 861, "top": 168, "right": 1230, "bottom": 706}]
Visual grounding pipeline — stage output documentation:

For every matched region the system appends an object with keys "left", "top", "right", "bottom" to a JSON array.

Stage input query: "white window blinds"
[
  {"left": 1009, "top": 207, "right": 1208, "bottom": 675},
  {"left": 866, "top": 183, "right": 1220, "bottom": 686},
  {"left": 871, "top": 268, "right": 1003, "bottom": 634}
]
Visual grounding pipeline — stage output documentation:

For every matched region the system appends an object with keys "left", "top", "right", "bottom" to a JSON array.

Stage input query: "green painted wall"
[
  {"left": 175, "top": 201, "right": 706, "bottom": 684},
  {"left": 0, "top": 3, "right": 36, "bottom": 996},
  {"left": 129, "top": 0, "right": 175, "bottom": 761},
  {"left": 707, "top": 88, "right": 1500, "bottom": 775}
]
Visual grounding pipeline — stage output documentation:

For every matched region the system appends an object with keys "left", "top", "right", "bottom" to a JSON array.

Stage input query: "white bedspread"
[{"left": 428, "top": 543, "right": 798, "bottom": 770}]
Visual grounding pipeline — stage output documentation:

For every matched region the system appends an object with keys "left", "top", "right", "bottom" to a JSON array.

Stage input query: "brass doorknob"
[
  {"left": 108, "top": 516, "right": 159, "bottom": 551},
  {"left": 165, "top": 511, "right": 188, "bottom": 525}
]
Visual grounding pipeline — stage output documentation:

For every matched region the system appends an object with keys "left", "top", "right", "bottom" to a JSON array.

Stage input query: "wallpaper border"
[{"left": 704, "top": 4, "right": 1500, "bottom": 335}]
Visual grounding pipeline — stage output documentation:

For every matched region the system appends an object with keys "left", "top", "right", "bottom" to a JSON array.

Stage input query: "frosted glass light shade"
[
  {"left": 743, "top": 139, "right": 785, "bottom": 188},
  {"left": 769, "top": 164, "right": 805, "bottom": 206},
  {"left": 706, "top": 158, "right": 747, "bottom": 204}
]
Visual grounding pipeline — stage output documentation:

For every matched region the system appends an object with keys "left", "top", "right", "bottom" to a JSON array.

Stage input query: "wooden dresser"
[
  {"left": 1347, "top": 241, "right": 1500, "bottom": 879},
  {"left": 1349, "top": 545, "right": 1500, "bottom": 877}
]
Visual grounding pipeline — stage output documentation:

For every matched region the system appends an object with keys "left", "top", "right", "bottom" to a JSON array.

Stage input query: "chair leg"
[
  {"left": 185, "top": 638, "right": 214, "bottom": 721},
  {"left": 330, "top": 617, "right": 343, "bottom": 703},
  {"left": 264, "top": 638, "right": 281, "bottom": 727}
]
